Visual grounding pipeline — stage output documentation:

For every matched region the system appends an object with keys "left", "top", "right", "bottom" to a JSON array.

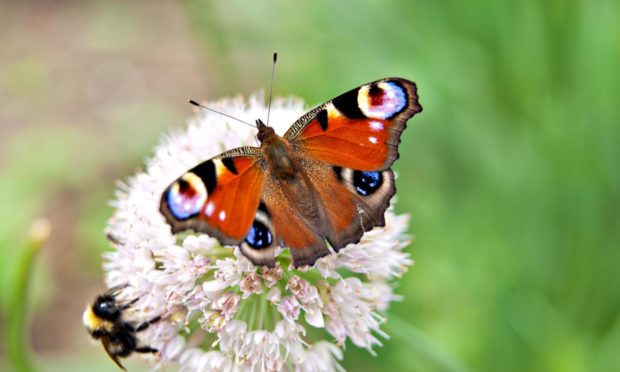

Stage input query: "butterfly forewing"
[
  {"left": 285, "top": 78, "right": 421, "bottom": 171},
  {"left": 160, "top": 147, "right": 265, "bottom": 244}
]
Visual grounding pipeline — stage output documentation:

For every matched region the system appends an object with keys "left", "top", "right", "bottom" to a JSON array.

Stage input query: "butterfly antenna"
[
  {"left": 266, "top": 51, "right": 278, "bottom": 125},
  {"left": 188, "top": 100, "right": 257, "bottom": 129}
]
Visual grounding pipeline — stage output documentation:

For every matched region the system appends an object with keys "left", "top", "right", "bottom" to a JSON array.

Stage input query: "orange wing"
[
  {"left": 160, "top": 147, "right": 265, "bottom": 244},
  {"left": 285, "top": 78, "right": 422, "bottom": 171}
]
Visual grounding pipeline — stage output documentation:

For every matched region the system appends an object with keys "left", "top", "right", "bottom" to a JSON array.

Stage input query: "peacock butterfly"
[{"left": 159, "top": 77, "right": 422, "bottom": 267}]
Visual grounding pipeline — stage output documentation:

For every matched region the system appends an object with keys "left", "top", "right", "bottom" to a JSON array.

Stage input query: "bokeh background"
[{"left": 1, "top": 1, "right": 619, "bottom": 371}]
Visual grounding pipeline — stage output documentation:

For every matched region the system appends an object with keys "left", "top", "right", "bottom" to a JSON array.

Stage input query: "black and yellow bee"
[{"left": 83, "top": 285, "right": 161, "bottom": 370}]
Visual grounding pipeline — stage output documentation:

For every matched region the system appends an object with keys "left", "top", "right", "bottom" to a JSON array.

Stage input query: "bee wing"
[{"left": 101, "top": 337, "right": 127, "bottom": 371}]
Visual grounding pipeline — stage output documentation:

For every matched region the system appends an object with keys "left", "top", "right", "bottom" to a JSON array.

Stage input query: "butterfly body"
[
  {"left": 160, "top": 78, "right": 422, "bottom": 267},
  {"left": 258, "top": 122, "right": 298, "bottom": 179}
]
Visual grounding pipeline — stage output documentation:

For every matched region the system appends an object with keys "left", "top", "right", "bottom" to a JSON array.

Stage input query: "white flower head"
[{"left": 103, "top": 93, "right": 413, "bottom": 371}]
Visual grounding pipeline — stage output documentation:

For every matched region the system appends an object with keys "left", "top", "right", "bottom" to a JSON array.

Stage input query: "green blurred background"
[{"left": 1, "top": 1, "right": 619, "bottom": 371}]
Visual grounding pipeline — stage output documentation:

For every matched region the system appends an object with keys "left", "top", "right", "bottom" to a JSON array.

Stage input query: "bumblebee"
[{"left": 83, "top": 285, "right": 161, "bottom": 370}]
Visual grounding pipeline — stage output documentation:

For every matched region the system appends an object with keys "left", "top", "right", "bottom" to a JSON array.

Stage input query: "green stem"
[
  {"left": 258, "top": 291, "right": 267, "bottom": 330},
  {"left": 264, "top": 300, "right": 273, "bottom": 332},
  {"left": 386, "top": 315, "right": 470, "bottom": 372},
  {"left": 248, "top": 295, "right": 258, "bottom": 331},
  {"left": 6, "top": 219, "right": 50, "bottom": 372}
]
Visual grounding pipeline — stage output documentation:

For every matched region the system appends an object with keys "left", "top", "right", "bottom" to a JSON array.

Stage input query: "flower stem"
[
  {"left": 258, "top": 291, "right": 267, "bottom": 330},
  {"left": 386, "top": 315, "right": 470, "bottom": 372},
  {"left": 5, "top": 219, "right": 50, "bottom": 372},
  {"left": 248, "top": 295, "right": 259, "bottom": 331}
]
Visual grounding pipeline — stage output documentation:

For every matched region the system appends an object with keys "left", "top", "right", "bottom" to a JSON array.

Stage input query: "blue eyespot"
[
  {"left": 353, "top": 171, "right": 383, "bottom": 196},
  {"left": 245, "top": 220, "right": 273, "bottom": 249}
]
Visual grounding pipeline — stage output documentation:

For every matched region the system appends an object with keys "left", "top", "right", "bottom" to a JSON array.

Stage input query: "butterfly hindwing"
[
  {"left": 260, "top": 177, "right": 331, "bottom": 267},
  {"left": 160, "top": 147, "right": 265, "bottom": 245},
  {"left": 285, "top": 78, "right": 421, "bottom": 171},
  {"left": 295, "top": 156, "right": 395, "bottom": 254},
  {"left": 328, "top": 166, "right": 395, "bottom": 246}
]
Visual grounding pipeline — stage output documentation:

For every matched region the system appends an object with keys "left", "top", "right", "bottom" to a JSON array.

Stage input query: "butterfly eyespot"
[
  {"left": 353, "top": 171, "right": 383, "bottom": 196},
  {"left": 244, "top": 220, "right": 273, "bottom": 249},
  {"left": 165, "top": 172, "right": 208, "bottom": 220},
  {"left": 358, "top": 81, "right": 407, "bottom": 120}
]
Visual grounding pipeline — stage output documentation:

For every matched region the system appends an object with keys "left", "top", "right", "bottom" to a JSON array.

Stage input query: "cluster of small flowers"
[{"left": 103, "top": 94, "right": 412, "bottom": 371}]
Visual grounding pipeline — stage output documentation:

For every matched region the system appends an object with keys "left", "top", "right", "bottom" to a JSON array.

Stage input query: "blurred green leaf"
[{"left": 5, "top": 219, "right": 50, "bottom": 372}]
